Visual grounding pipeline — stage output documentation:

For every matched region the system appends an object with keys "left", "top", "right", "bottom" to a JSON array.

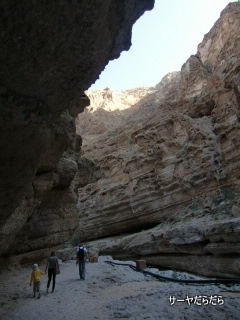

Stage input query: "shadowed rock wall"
[{"left": 0, "top": 0, "right": 154, "bottom": 262}]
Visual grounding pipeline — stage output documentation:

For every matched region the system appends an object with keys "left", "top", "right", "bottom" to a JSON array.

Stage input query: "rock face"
[
  {"left": 75, "top": 3, "right": 240, "bottom": 277},
  {"left": 76, "top": 87, "right": 156, "bottom": 136},
  {"left": 0, "top": 0, "right": 154, "bottom": 262}
]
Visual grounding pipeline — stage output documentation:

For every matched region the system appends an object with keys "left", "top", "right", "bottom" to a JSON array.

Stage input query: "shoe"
[
  {"left": 37, "top": 295, "right": 40, "bottom": 299},
  {"left": 46, "top": 288, "right": 49, "bottom": 293}
]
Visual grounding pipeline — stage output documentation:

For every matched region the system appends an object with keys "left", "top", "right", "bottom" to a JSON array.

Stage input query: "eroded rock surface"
[
  {"left": 75, "top": 3, "right": 240, "bottom": 277},
  {"left": 0, "top": 0, "right": 154, "bottom": 261}
]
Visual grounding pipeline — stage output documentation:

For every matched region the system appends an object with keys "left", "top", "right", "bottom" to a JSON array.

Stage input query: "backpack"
[{"left": 77, "top": 247, "right": 85, "bottom": 260}]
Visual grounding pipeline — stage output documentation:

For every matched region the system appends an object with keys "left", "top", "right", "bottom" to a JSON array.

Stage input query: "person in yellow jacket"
[{"left": 30, "top": 264, "right": 45, "bottom": 299}]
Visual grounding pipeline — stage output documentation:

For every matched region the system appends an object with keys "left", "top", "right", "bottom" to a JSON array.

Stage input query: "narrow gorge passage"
[{"left": 1, "top": 1, "right": 240, "bottom": 320}]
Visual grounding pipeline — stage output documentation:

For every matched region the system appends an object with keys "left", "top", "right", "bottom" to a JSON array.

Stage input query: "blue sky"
[{"left": 90, "top": 0, "right": 232, "bottom": 91}]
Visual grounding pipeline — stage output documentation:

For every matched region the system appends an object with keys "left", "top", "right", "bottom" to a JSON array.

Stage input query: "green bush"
[
  {"left": 189, "top": 96, "right": 198, "bottom": 104},
  {"left": 222, "top": 186, "right": 234, "bottom": 200},
  {"left": 70, "top": 233, "right": 80, "bottom": 247},
  {"left": 107, "top": 130, "right": 118, "bottom": 137}
]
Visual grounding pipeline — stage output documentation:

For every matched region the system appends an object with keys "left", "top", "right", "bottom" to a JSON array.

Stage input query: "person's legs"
[
  {"left": 79, "top": 261, "right": 86, "bottom": 279},
  {"left": 82, "top": 261, "right": 86, "bottom": 280},
  {"left": 78, "top": 261, "right": 82, "bottom": 279},
  {"left": 47, "top": 268, "right": 53, "bottom": 291},
  {"left": 37, "top": 282, "right": 41, "bottom": 299},
  {"left": 33, "top": 282, "right": 37, "bottom": 297},
  {"left": 52, "top": 269, "right": 56, "bottom": 292}
]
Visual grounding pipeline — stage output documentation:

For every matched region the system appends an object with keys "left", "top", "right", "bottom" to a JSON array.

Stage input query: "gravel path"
[{"left": 0, "top": 256, "right": 240, "bottom": 320}]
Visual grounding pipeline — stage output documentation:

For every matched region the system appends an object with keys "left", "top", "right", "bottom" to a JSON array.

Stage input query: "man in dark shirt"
[
  {"left": 45, "top": 251, "right": 59, "bottom": 292},
  {"left": 76, "top": 244, "right": 88, "bottom": 280}
]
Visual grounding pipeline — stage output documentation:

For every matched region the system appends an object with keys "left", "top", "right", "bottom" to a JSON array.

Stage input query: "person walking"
[
  {"left": 76, "top": 244, "right": 88, "bottom": 280},
  {"left": 30, "top": 264, "right": 45, "bottom": 299},
  {"left": 45, "top": 251, "right": 60, "bottom": 293}
]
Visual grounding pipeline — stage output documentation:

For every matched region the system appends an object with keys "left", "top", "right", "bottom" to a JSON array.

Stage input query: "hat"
[{"left": 33, "top": 264, "right": 38, "bottom": 270}]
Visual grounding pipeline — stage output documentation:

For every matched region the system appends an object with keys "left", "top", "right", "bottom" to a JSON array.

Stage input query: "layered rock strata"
[
  {"left": 0, "top": 0, "right": 154, "bottom": 262},
  {"left": 75, "top": 3, "right": 240, "bottom": 277}
]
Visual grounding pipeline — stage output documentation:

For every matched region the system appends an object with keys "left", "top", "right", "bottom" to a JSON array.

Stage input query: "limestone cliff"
[
  {"left": 75, "top": 3, "right": 240, "bottom": 277},
  {"left": 0, "top": 0, "right": 154, "bottom": 263}
]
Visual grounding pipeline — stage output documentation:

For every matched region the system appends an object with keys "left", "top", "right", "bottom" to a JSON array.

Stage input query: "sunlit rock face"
[
  {"left": 75, "top": 3, "right": 240, "bottom": 277},
  {"left": 0, "top": 0, "right": 154, "bottom": 262}
]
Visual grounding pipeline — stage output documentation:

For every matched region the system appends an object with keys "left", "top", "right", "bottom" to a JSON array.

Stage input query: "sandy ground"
[{"left": 0, "top": 256, "right": 240, "bottom": 320}]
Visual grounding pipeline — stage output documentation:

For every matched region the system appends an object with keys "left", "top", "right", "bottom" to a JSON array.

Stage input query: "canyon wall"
[
  {"left": 75, "top": 3, "right": 240, "bottom": 277},
  {"left": 0, "top": 0, "right": 154, "bottom": 263}
]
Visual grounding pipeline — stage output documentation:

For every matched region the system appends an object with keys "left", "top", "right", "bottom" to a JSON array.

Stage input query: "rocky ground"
[{"left": 0, "top": 256, "right": 240, "bottom": 320}]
